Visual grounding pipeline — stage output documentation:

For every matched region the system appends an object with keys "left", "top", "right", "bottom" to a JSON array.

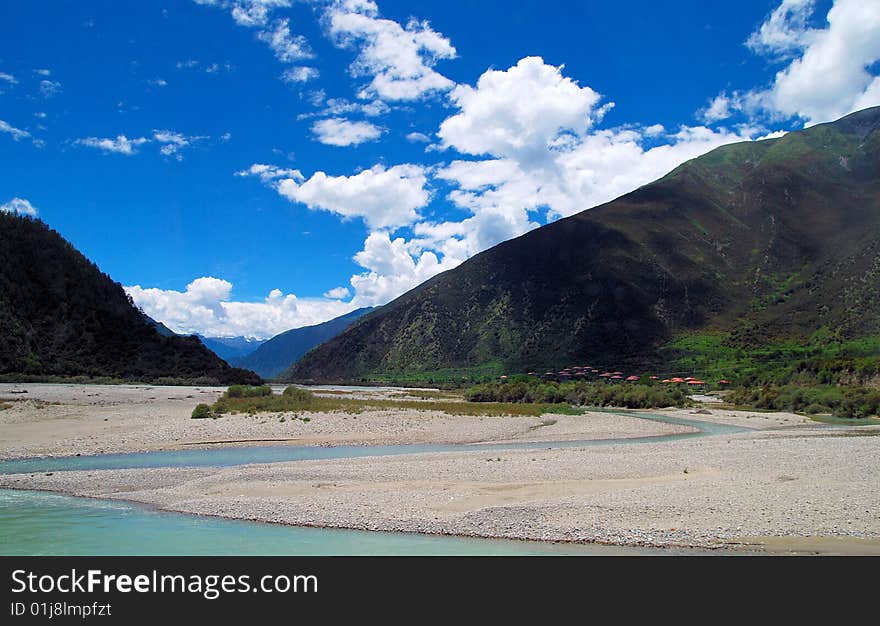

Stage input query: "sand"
[
  {"left": 0, "top": 383, "right": 694, "bottom": 459},
  {"left": 2, "top": 383, "right": 879, "bottom": 554}
]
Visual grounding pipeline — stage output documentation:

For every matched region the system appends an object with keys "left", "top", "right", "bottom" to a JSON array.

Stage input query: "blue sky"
[{"left": 2, "top": 0, "right": 878, "bottom": 338}]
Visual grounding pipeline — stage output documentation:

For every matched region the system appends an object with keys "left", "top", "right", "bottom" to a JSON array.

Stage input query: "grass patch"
[
  {"left": 367, "top": 361, "right": 506, "bottom": 386},
  {"left": 0, "top": 402, "right": 11, "bottom": 411},
  {"left": 204, "top": 385, "right": 584, "bottom": 417},
  {"left": 389, "top": 390, "right": 461, "bottom": 400},
  {"left": 807, "top": 414, "right": 880, "bottom": 426}
]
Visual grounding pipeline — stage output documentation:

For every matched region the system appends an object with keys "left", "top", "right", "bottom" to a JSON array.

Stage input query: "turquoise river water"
[{"left": 0, "top": 410, "right": 744, "bottom": 555}]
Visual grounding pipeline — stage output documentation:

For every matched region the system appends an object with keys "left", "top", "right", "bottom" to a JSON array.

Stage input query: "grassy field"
[{"left": 194, "top": 385, "right": 585, "bottom": 419}]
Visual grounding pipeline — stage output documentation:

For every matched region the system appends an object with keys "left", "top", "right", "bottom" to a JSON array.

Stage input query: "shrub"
[
  {"left": 464, "top": 380, "right": 689, "bottom": 409},
  {"left": 282, "top": 386, "right": 315, "bottom": 401},
  {"left": 729, "top": 384, "right": 880, "bottom": 419},
  {"left": 225, "top": 384, "right": 272, "bottom": 398},
  {"left": 191, "top": 403, "right": 214, "bottom": 419}
]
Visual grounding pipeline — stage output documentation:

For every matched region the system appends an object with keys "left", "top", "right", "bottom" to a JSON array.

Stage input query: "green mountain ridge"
[
  {"left": 0, "top": 214, "right": 261, "bottom": 385},
  {"left": 287, "top": 107, "right": 880, "bottom": 383}
]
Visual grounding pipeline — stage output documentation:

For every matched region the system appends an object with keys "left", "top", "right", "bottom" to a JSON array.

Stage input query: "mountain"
[
  {"left": 143, "top": 314, "right": 177, "bottom": 338},
  {"left": 0, "top": 213, "right": 262, "bottom": 385},
  {"left": 234, "top": 307, "right": 374, "bottom": 379},
  {"left": 288, "top": 107, "right": 880, "bottom": 383},
  {"left": 197, "top": 335, "right": 266, "bottom": 362}
]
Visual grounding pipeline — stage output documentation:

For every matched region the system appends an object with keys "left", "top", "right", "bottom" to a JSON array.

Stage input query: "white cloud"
[
  {"left": 257, "top": 18, "right": 313, "bottom": 62},
  {"left": 230, "top": 0, "right": 292, "bottom": 27},
  {"left": 149, "top": 78, "right": 168, "bottom": 87},
  {"left": 746, "top": 0, "right": 816, "bottom": 58},
  {"left": 153, "top": 129, "right": 207, "bottom": 160},
  {"left": 0, "top": 72, "right": 17, "bottom": 85},
  {"left": 324, "top": 97, "right": 389, "bottom": 117},
  {"left": 349, "top": 231, "right": 458, "bottom": 306},
  {"left": 237, "top": 56, "right": 774, "bottom": 313},
  {"left": 39, "top": 80, "right": 62, "bottom": 98},
  {"left": 438, "top": 56, "right": 609, "bottom": 164},
  {"left": 75, "top": 130, "right": 206, "bottom": 158},
  {"left": 236, "top": 162, "right": 303, "bottom": 182},
  {"left": 297, "top": 97, "right": 390, "bottom": 120},
  {"left": 701, "top": 94, "right": 733, "bottom": 123},
  {"left": 333, "top": 59, "right": 765, "bottom": 310},
  {"left": 0, "top": 197, "right": 38, "bottom": 216},
  {"left": 194, "top": 0, "right": 312, "bottom": 68},
  {"left": 33, "top": 68, "right": 51, "bottom": 77},
  {"left": 405, "top": 131, "right": 430, "bottom": 143},
  {"left": 278, "top": 163, "right": 428, "bottom": 229},
  {"left": 281, "top": 66, "right": 319, "bottom": 83},
  {"left": 34, "top": 112, "right": 47, "bottom": 119},
  {"left": 126, "top": 276, "right": 356, "bottom": 339},
  {"left": 243, "top": 162, "right": 429, "bottom": 229},
  {"left": 76, "top": 134, "right": 149, "bottom": 155},
  {"left": 717, "top": 0, "right": 880, "bottom": 125},
  {"left": 325, "top": 0, "right": 456, "bottom": 101},
  {"left": 311, "top": 117, "right": 384, "bottom": 146},
  {"left": 0, "top": 119, "right": 31, "bottom": 142},
  {"left": 323, "top": 286, "right": 351, "bottom": 299}
]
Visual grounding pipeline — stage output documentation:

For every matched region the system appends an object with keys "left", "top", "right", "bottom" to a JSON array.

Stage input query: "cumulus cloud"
[
  {"left": 311, "top": 117, "right": 384, "bottom": 146},
  {"left": 711, "top": 0, "right": 880, "bottom": 125},
  {"left": 324, "top": 0, "right": 456, "bottom": 101},
  {"left": 338, "top": 59, "right": 765, "bottom": 308},
  {"left": 126, "top": 276, "right": 357, "bottom": 339},
  {"left": 323, "top": 286, "right": 351, "bottom": 299},
  {"left": 0, "top": 197, "right": 38, "bottom": 216},
  {"left": 244, "top": 162, "right": 430, "bottom": 229},
  {"left": 438, "top": 56, "right": 609, "bottom": 164},
  {"left": 349, "top": 231, "right": 458, "bottom": 306},
  {"left": 237, "top": 56, "right": 774, "bottom": 312},
  {"left": 0, "top": 72, "right": 17, "bottom": 85}
]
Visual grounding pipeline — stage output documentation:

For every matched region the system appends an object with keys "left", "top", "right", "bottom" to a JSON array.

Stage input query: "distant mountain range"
[
  {"left": 232, "top": 307, "right": 374, "bottom": 379},
  {"left": 0, "top": 213, "right": 262, "bottom": 385},
  {"left": 196, "top": 335, "right": 267, "bottom": 362},
  {"left": 288, "top": 107, "right": 880, "bottom": 382}
]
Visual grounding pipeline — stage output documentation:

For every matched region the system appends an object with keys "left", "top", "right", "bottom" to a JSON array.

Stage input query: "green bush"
[
  {"left": 191, "top": 403, "right": 214, "bottom": 419},
  {"left": 464, "top": 380, "right": 689, "bottom": 409},
  {"left": 225, "top": 385, "right": 273, "bottom": 398},
  {"left": 282, "top": 386, "right": 315, "bottom": 401},
  {"left": 729, "top": 384, "right": 880, "bottom": 418}
]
